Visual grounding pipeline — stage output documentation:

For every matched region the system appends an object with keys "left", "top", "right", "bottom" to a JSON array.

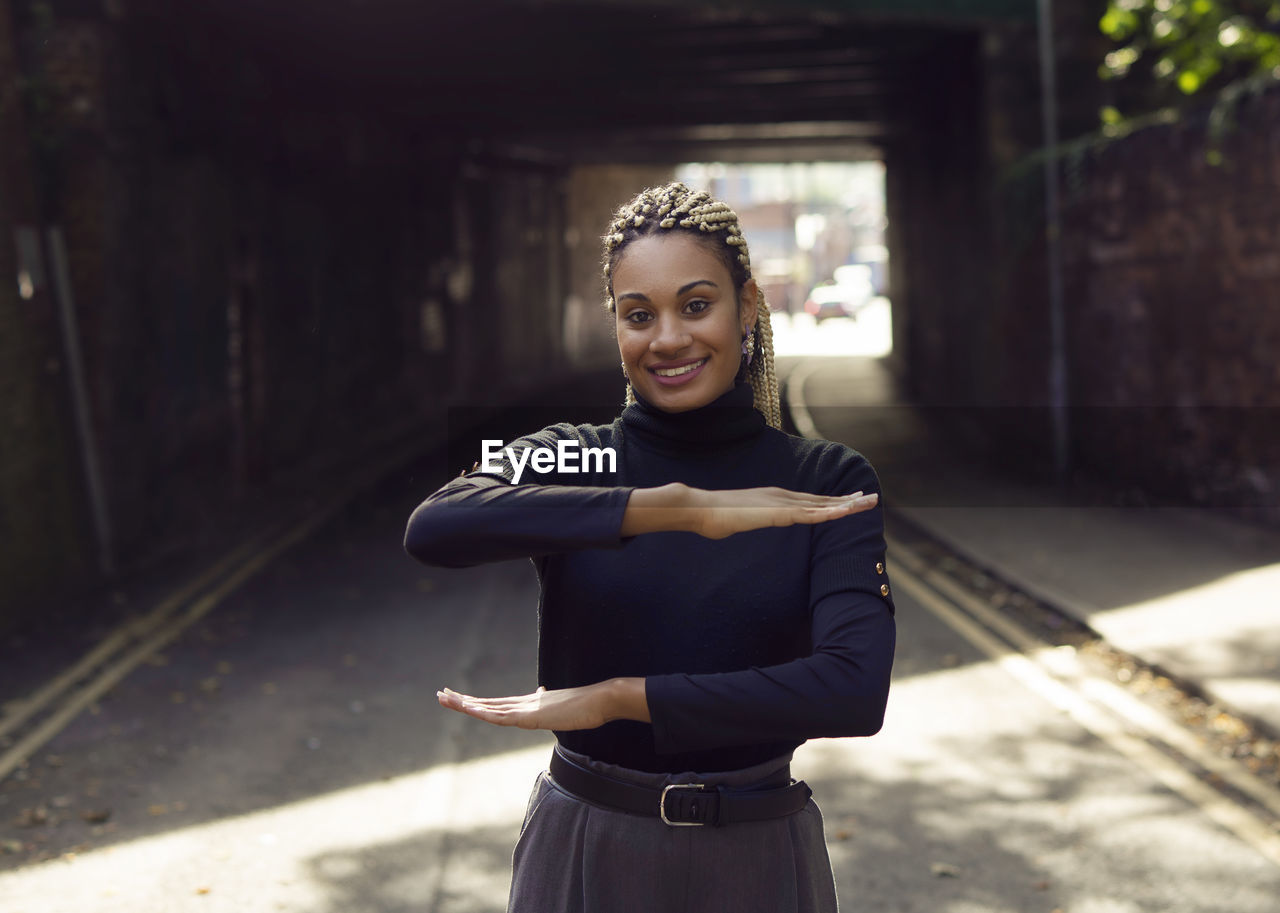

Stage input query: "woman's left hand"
[{"left": 437, "top": 677, "right": 650, "bottom": 731}]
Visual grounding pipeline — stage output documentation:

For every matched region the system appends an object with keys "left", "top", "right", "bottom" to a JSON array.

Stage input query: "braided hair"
[{"left": 602, "top": 182, "right": 782, "bottom": 429}]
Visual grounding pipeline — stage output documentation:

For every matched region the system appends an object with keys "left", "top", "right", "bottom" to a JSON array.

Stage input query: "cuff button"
[
  {"left": 880, "top": 583, "right": 890, "bottom": 597},
  {"left": 875, "top": 562, "right": 884, "bottom": 574}
]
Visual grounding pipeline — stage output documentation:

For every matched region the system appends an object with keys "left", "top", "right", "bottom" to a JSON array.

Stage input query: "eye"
[
  {"left": 624, "top": 310, "right": 653, "bottom": 325},
  {"left": 684, "top": 299, "right": 710, "bottom": 315}
]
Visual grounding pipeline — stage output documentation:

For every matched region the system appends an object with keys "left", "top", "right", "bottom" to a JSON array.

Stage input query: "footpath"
[{"left": 785, "top": 355, "right": 1280, "bottom": 740}]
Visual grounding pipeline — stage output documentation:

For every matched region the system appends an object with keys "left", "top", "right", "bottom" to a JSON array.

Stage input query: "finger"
[
  {"left": 794, "top": 495, "right": 878, "bottom": 523},
  {"left": 810, "top": 493, "right": 877, "bottom": 512},
  {"left": 437, "top": 689, "right": 473, "bottom": 711},
  {"left": 781, "top": 491, "right": 858, "bottom": 506},
  {"left": 439, "top": 692, "right": 527, "bottom": 725},
  {"left": 781, "top": 492, "right": 867, "bottom": 511}
]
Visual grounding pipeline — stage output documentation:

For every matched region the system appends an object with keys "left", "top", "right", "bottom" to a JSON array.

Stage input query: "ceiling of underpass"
[{"left": 130, "top": 0, "right": 1034, "bottom": 164}]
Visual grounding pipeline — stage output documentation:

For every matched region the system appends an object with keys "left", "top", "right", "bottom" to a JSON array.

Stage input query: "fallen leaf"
[
  {"left": 14, "top": 806, "right": 49, "bottom": 828},
  {"left": 930, "top": 862, "right": 962, "bottom": 878},
  {"left": 1034, "top": 879, "right": 1051, "bottom": 891},
  {"left": 81, "top": 808, "right": 112, "bottom": 824},
  {"left": 148, "top": 804, "right": 169, "bottom": 816},
  {"left": 1, "top": 839, "right": 24, "bottom": 854},
  {"left": 832, "top": 829, "right": 851, "bottom": 841},
  {"left": 199, "top": 677, "right": 221, "bottom": 694},
  {"left": 195, "top": 886, "right": 211, "bottom": 895}
]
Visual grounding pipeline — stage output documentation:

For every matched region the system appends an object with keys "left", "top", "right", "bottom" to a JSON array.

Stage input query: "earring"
[
  {"left": 742, "top": 328, "right": 755, "bottom": 365},
  {"left": 620, "top": 362, "right": 629, "bottom": 379}
]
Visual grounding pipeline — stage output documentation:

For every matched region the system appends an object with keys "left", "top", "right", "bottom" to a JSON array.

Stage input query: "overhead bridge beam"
[
  {"left": 519, "top": 121, "right": 891, "bottom": 164},
  {"left": 514, "top": 0, "right": 1034, "bottom": 26}
]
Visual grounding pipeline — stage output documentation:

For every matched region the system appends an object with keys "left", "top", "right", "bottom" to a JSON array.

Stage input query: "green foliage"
[{"left": 1098, "top": 0, "right": 1280, "bottom": 118}]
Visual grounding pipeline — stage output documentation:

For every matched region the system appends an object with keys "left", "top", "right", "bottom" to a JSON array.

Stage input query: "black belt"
[{"left": 548, "top": 748, "right": 812, "bottom": 827}]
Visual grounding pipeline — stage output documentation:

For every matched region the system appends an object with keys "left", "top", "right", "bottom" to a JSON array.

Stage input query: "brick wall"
[
  {"left": 1060, "top": 87, "right": 1280, "bottom": 515},
  {"left": 0, "top": 7, "right": 599, "bottom": 622},
  {"left": 0, "top": 0, "right": 90, "bottom": 621},
  {"left": 989, "top": 82, "right": 1280, "bottom": 518},
  {"left": 562, "top": 165, "right": 676, "bottom": 374}
]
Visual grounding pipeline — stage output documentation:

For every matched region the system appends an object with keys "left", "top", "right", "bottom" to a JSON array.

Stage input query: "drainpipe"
[
  {"left": 1037, "top": 0, "right": 1069, "bottom": 481},
  {"left": 47, "top": 227, "right": 115, "bottom": 575}
]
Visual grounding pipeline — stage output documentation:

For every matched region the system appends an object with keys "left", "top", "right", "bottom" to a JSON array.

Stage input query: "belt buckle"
[{"left": 660, "top": 782, "right": 709, "bottom": 827}]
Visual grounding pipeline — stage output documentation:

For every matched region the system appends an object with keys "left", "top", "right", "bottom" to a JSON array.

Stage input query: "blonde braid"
[
  {"left": 604, "top": 182, "right": 782, "bottom": 429},
  {"left": 748, "top": 291, "right": 782, "bottom": 429}
]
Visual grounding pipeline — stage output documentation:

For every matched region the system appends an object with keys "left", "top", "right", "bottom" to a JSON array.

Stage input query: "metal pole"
[
  {"left": 1037, "top": 0, "right": 1069, "bottom": 480},
  {"left": 46, "top": 226, "right": 115, "bottom": 574}
]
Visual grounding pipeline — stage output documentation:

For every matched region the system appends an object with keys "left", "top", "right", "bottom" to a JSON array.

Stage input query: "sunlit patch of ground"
[
  {"left": 4, "top": 645, "right": 1278, "bottom": 912},
  {"left": 0, "top": 739, "right": 553, "bottom": 913}
]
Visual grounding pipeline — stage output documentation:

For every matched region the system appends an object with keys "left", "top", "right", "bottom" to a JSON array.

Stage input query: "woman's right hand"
[
  {"left": 621, "top": 483, "right": 878, "bottom": 539},
  {"left": 687, "top": 486, "right": 878, "bottom": 539}
]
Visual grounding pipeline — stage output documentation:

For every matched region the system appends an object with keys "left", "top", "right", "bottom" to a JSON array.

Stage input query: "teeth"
[{"left": 654, "top": 359, "right": 706, "bottom": 377}]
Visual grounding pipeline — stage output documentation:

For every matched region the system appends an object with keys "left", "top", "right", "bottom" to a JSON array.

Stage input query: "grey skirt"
[{"left": 507, "top": 745, "right": 839, "bottom": 913}]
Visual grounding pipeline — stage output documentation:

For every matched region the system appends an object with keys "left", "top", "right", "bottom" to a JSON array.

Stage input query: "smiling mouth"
[{"left": 651, "top": 358, "right": 708, "bottom": 378}]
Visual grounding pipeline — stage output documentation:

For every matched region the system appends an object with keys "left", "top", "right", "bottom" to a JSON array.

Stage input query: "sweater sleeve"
[
  {"left": 644, "top": 449, "right": 896, "bottom": 754},
  {"left": 404, "top": 424, "right": 635, "bottom": 569}
]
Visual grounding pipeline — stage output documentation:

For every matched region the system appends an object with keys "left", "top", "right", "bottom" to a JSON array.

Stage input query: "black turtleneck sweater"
[{"left": 405, "top": 382, "right": 896, "bottom": 774}]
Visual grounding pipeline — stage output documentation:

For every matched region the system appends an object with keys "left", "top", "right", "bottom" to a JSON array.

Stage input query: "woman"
[{"left": 405, "top": 182, "right": 895, "bottom": 912}]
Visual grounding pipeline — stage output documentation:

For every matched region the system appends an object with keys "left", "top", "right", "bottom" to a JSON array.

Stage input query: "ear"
[{"left": 740, "top": 278, "right": 759, "bottom": 334}]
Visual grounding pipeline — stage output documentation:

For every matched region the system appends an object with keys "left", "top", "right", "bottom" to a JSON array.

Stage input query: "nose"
[{"left": 649, "top": 314, "right": 692, "bottom": 355}]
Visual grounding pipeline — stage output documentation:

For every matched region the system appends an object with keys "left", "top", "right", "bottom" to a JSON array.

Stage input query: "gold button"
[
  {"left": 875, "top": 562, "right": 884, "bottom": 574},
  {"left": 880, "top": 583, "right": 890, "bottom": 597}
]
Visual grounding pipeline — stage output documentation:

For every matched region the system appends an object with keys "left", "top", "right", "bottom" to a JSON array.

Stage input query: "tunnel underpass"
[{"left": 4, "top": 0, "right": 1106, "bottom": 622}]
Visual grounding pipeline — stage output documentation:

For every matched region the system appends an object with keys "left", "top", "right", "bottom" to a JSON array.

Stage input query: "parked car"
[{"left": 803, "top": 266, "right": 873, "bottom": 322}]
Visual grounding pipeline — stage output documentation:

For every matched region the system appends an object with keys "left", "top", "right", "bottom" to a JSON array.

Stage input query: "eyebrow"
[{"left": 617, "top": 279, "right": 719, "bottom": 303}]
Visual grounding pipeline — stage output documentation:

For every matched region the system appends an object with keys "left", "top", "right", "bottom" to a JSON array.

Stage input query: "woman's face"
[{"left": 612, "top": 232, "right": 757, "bottom": 413}]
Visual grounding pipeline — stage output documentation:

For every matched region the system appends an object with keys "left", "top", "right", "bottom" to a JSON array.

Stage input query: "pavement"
[
  {"left": 3, "top": 346, "right": 1280, "bottom": 910},
  {"left": 784, "top": 354, "right": 1280, "bottom": 740}
]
